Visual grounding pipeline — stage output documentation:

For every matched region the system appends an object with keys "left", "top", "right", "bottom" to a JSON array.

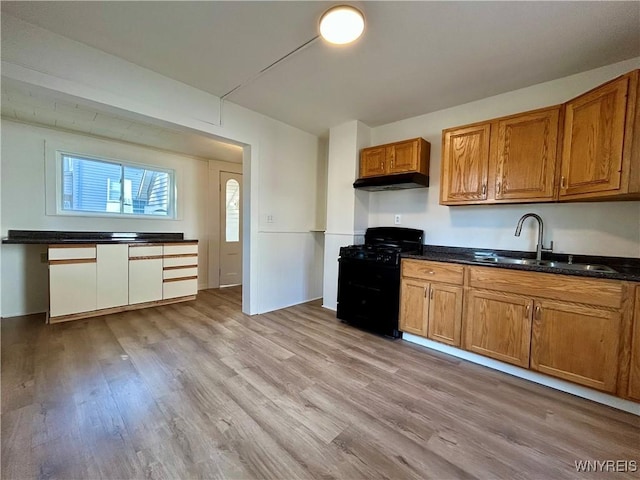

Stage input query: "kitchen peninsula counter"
[{"left": 2, "top": 230, "right": 198, "bottom": 244}]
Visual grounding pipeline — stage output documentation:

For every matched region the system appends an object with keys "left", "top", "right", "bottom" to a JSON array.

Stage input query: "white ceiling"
[{"left": 2, "top": 1, "right": 639, "bottom": 139}]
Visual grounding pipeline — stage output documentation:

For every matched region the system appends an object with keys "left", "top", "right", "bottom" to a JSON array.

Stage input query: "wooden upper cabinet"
[
  {"left": 440, "top": 69, "right": 640, "bottom": 205},
  {"left": 360, "top": 146, "right": 387, "bottom": 177},
  {"left": 440, "top": 123, "right": 491, "bottom": 204},
  {"left": 530, "top": 299, "right": 622, "bottom": 393},
  {"left": 359, "top": 138, "right": 429, "bottom": 178},
  {"left": 494, "top": 107, "right": 560, "bottom": 202},
  {"left": 389, "top": 140, "right": 419, "bottom": 173},
  {"left": 559, "top": 72, "right": 637, "bottom": 200}
]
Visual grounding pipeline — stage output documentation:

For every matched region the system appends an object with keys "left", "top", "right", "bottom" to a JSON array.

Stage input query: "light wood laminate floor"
[{"left": 2, "top": 287, "right": 638, "bottom": 479}]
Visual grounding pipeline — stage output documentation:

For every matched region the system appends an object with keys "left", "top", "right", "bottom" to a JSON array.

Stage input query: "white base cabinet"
[
  {"left": 97, "top": 244, "right": 129, "bottom": 309},
  {"left": 48, "top": 241, "right": 198, "bottom": 322},
  {"left": 129, "top": 245, "right": 163, "bottom": 305},
  {"left": 48, "top": 245, "right": 98, "bottom": 317}
]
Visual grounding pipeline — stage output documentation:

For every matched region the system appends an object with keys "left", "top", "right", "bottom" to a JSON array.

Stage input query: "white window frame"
[{"left": 54, "top": 150, "right": 177, "bottom": 220}]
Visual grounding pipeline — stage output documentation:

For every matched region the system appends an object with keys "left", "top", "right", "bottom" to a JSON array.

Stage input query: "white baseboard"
[{"left": 403, "top": 333, "right": 640, "bottom": 416}]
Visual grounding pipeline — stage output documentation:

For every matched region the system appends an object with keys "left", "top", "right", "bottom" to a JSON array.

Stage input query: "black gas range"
[{"left": 337, "top": 227, "right": 424, "bottom": 338}]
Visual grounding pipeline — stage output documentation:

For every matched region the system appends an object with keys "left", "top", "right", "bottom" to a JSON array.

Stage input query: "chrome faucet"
[{"left": 514, "top": 213, "right": 553, "bottom": 262}]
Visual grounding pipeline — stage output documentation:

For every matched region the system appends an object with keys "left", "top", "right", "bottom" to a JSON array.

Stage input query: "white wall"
[
  {"left": 322, "top": 120, "right": 370, "bottom": 310},
  {"left": 367, "top": 58, "right": 640, "bottom": 257},
  {"left": 0, "top": 120, "right": 238, "bottom": 317},
  {"left": 1, "top": 14, "right": 324, "bottom": 316}
]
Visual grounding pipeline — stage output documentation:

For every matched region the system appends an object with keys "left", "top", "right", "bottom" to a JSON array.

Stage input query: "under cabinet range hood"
[{"left": 353, "top": 172, "right": 429, "bottom": 191}]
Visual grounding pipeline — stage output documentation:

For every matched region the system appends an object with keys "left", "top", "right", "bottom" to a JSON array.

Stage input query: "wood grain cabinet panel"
[
  {"left": 427, "top": 283, "right": 463, "bottom": 346},
  {"left": 464, "top": 289, "right": 533, "bottom": 368},
  {"left": 402, "top": 259, "right": 464, "bottom": 285},
  {"left": 399, "top": 278, "right": 428, "bottom": 336},
  {"left": 560, "top": 71, "right": 639, "bottom": 200},
  {"left": 531, "top": 300, "right": 622, "bottom": 393},
  {"left": 389, "top": 140, "right": 419, "bottom": 173},
  {"left": 359, "top": 138, "right": 430, "bottom": 179},
  {"left": 440, "top": 123, "right": 491, "bottom": 204},
  {"left": 495, "top": 107, "right": 560, "bottom": 202},
  {"left": 359, "top": 146, "right": 387, "bottom": 177},
  {"left": 628, "top": 286, "right": 640, "bottom": 400}
]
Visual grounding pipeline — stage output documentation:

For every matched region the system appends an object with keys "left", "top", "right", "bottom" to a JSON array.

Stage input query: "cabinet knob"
[
  {"left": 481, "top": 183, "right": 487, "bottom": 197},
  {"left": 525, "top": 304, "right": 530, "bottom": 318},
  {"left": 535, "top": 305, "right": 541, "bottom": 319},
  {"left": 496, "top": 182, "right": 501, "bottom": 195},
  {"left": 429, "top": 288, "right": 434, "bottom": 300},
  {"left": 561, "top": 176, "right": 567, "bottom": 189}
]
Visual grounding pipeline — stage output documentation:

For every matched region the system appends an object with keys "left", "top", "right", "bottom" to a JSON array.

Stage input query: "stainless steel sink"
[{"left": 471, "top": 255, "right": 617, "bottom": 273}]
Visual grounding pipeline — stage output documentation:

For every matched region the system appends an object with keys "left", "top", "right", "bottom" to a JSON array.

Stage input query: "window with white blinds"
[{"left": 59, "top": 152, "right": 175, "bottom": 218}]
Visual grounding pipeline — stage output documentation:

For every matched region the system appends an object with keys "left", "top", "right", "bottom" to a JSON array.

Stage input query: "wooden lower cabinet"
[
  {"left": 464, "top": 289, "right": 533, "bottom": 368},
  {"left": 530, "top": 299, "right": 622, "bottom": 393},
  {"left": 626, "top": 287, "right": 640, "bottom": 400},
  {"left": 399, "top": 278, "right": 428, "bottom": 336},
  {"left": 427, "top": 284, "right": 463, "bottom": 346},
  {"left": 399, "top": 278, "right": 463, "bottom": 346}
]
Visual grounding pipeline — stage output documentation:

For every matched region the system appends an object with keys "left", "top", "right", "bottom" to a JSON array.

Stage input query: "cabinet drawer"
[
  {"left": 49, "top": 245, "right": 96, "bottom": 260},
  {"left": 163, "top": 255, "right": 198, "bottom": 268},
  {"left": 468, "top": 266, "right": 623, "bottom": 308},
  {"left": 163, "top": 267, "right": 198, "bottom": 280},
  {"left": 129, "top": 245, "right": 163, "bottom": 258},
  {"left": 163, "top": 278, "right": 198, "bottom": 299},
  {"left": 402, "top": 259, "right": 464, "bottom": 285},
  {"left": 163, "top": 243, "right": 198, "bottom": 255}
]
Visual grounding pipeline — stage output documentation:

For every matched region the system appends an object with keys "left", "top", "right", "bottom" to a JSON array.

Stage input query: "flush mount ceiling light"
[{"left": 319, "top": 5, "right": 365, "bottom": 45}]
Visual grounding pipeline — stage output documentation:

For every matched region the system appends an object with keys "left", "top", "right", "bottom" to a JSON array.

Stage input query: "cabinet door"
[
  {"left": 360, "top": 146, "right": 387, "bottom": 177},
  {"left": 97, "top": 244, "right": 129, "bottom": 310},
  {"left": 49, "top": 261, "right": 97, "bottom": 317},
  {"left": 388, "top": 140, "right": 418, "bottom": 174},
  {"left": 440, "top": 124, "right": 491, "bottom": 204},
  {"left": 399, "top": 278, "right": 429, "bottom": 336},
  {"left": 495, "top": 107, "right": 560, "bottom": 201},
  {"left": 559, "top": 75, "right": 629, "bottom": 199},
  {"left": 628, "top": 287, "right": 640, "bottom": 400},
  {"left": 464, "top": 289, "right": 533, "bottom": 367},
  {"left": 531, "top": 299, "right": 621, "bottom": 393},
  {"left": 427, "top": 284, "right": 463, "bottom": 347},
  {"left": 129, "top": 258, "right": 163, "bottom": 304}
]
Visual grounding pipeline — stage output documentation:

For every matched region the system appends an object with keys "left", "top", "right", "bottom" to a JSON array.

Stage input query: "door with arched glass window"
[{"left": 219, "top": 171, "right": 242, "bottom": 286}]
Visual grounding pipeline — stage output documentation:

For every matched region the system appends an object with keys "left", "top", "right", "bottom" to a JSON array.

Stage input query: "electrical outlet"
[
  {"left": 394, "top": 214, "right": 401, "bottom": 225},
  {"left": 267, "top": 215, "right": 274, "bottom": 223}
]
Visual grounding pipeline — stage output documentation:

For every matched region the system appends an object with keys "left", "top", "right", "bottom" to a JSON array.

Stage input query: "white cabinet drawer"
[
  {"left": 163, "top": 267, "right": 198, "bottom": 280},
  {"left": 163, "top": 243, "right": 198, "bottom": 255},
  {"left": 163, "top": 255, "right": 198, "bottom": 268},
  {"left": 49, "top": 245, "right": 96, "bottom": 260},
  {"left": 129, "top": 245, "right": 163, "bottom": 258},
  {"left": 163, "top": 278, "right": 198, "bottom": 299}
]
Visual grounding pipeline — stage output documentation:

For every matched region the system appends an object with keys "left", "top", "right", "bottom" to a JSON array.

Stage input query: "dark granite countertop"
[
  {"left": 2, "top": 230, "right": 198, "bottom": 245},
  {"left": 404, "top": 245, "right": 640, "bottom": 282}
]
